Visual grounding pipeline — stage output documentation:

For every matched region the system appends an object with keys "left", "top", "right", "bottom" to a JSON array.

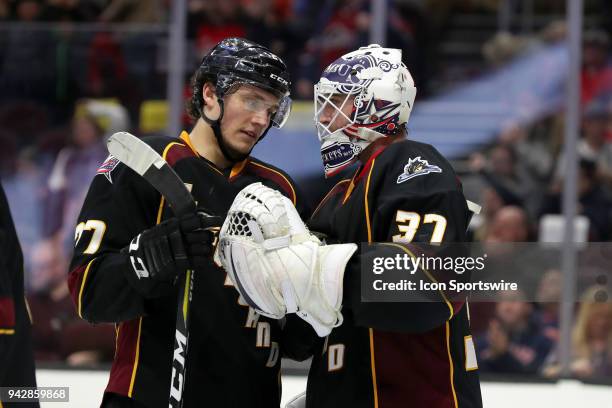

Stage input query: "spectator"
[
  {"left": 85, "top": 32, "right": 128, "bottom": 100},
  {"left": 542, "top": 159, "right": 612, "bottom": 241},
  {"left": 0, "top": 1, "right": 57, "bottom": 103},
  {"left": 293, "top": 0, "right": 363, "bottom": 99},
  {"left": 85, "top": 31, "right": 144, "bottom": 120},
  {"left": 41, "top": 0, "right": 101, "bottom": 22},
  {"left": 97, "top": 0, "right": 165, "bottom": 111},
  {"left": 570, "top": 286, "right": 612, "bottom": 378},
  {"left": 498, "top": 121, "right": 557, "bottom": 212},
  {"left": 535, "top": 269, "right": 562, "bottom": 343},
  {"left": 15, "top": 0, "right": 43, "bottom": 21},
  {"left": 470, "top": 175, "right": 524, "bottom": 240},
  {"left": 467, "top": 203, "right": 532, "bottom": 335},
  {"left": 555, "top": 95, "right": 612, "bottom": 186},
  {"left": 42, "top": 102, "right": 114, "bottom": 256},
  {"left": 475, "top": 289, "right": 554, "bottom": 374},
  {"left": 485, "top": 205, "right": 531, "bottom": 242},
  {"left": 28, "top": 239, "right": 115, "bottom": 365},
  {"left": 293, "top": 0, "right": 427, "bottom": 99},
  {"left": 581, "top": 29, "right": 612, "bottom": 106},
  {"left": 0, "top": 0, "right": 9, "bottom": 20},
  {"left": 482, "top": 31, "right": 531, "bottom": 68},
  {"left": 468, "top": 185, "right": 503, "bottom": 241},
  {"left": 1, "top": 145, "right": 47, "bottom": 284},
  {"left": 98, "top": 0, "right": 162, "bottom": 24},
  {"left": 242, "top": 0, "right": 285, "bottom": 50},
  {"left": 470, "top": 143, "right": 536, "bottom": 215},
  {"left": 543, "top": 286, "right": 612, "bottom": 379},
  {"left": 194, "top": 0, "right": 246, "bottom": 55}
]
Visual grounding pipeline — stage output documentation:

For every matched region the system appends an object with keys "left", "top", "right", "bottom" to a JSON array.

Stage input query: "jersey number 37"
[{"left": 392, "top": 210, "right": 447, "bottom": 244}]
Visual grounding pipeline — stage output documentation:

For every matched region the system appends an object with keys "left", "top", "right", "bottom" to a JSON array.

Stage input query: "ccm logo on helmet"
[{"left": 270, "top": 73, "right": 288, "bottom": 86}]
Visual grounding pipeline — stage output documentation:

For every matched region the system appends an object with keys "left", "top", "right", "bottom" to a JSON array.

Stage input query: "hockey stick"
[{"left": 107, "top": 131, "right": 195, "bottom": 408}]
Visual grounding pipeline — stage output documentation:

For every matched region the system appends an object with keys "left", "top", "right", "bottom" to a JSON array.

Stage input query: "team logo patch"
[
  {"left": 97, "top": 155, "right": 120, "bottom": 183},
  {"left": 397, "top": 156, "right": 442, "bottom": 184},
  {"left": 321, "top": 140, "right": 361, "bottom": 176}
]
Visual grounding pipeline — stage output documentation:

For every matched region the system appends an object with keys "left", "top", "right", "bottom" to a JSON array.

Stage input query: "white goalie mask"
[{"left": 314, "top": 44, "right": 417, "bottom": 177}]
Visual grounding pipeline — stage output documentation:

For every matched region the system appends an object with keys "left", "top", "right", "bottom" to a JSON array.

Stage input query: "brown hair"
[{"left": 186, "top": 69, "right": 215, "bottom": 122}]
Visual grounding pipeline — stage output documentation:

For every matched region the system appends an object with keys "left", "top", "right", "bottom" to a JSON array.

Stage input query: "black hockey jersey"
[
  {"left": 68, "top": 132, "right": 308, "bottom": 408},
  {"left": 305, "top": 139, "right": 483, "bottom": 408},
  {"left": 0, "top": 183, "right": 39, "bottom": 408}
]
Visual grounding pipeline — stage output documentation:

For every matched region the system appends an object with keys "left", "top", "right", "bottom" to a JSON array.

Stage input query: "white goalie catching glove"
[{"left": 215, "top": 183, "right": 357, "bottom": 337}]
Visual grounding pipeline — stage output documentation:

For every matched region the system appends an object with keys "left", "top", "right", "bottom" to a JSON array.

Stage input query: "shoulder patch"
[
  {"left": 96, "top": 155, "right": 120, "bottom": 183},
  {"left": 396, "top": 156, "right": 442, "bottom": 184}
]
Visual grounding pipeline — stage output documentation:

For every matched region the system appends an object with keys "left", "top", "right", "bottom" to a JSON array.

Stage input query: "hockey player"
[
  {"left": 68, "top": 38, "right": 308, "bottom": 408},
  {"left": 218, "top": 45, "right": 483, "bottom": 407},
  {"left": 0, "top": 183, "right": 39, "bottom": 408}
]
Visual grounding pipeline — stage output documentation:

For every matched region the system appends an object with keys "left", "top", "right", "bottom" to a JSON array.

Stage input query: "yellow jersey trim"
[
  {"left": 382, "top": 243, "right": 454, "bottom": 319},
  {"left": 368, "top": 328, "right": 379, "bottom": 408},
  {"left": 128, "top": 317, "right": 143, "bottom": 397},
  {"left": 179, "top": 131, "right": 225, "bottom": 176},
  {"left": 312, "top": 179, "right": 350, "bottom": 217},
  {"left": 446, "top": 321, "right": 459, "bottom": 407},
  {"left": 364, "top": 159, "right": 376, "bottom": 243},
  {"left": 77, "top": 258, "right": 97, "bottom": 318},
  {"left": 230, "top": 159, "right": 248, "bottom": 178},
  {"left": 179, "top": 131, "right": 198, "bottom": 156}
]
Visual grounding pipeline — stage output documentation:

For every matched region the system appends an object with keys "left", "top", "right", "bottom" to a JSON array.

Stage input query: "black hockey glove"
[{"left": 123, "top": 210, "right": 222, "bottom": 295}]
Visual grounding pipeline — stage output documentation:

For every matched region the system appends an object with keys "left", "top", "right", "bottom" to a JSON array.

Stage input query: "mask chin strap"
[{"left": 202, "top": 97, "right": 274, "bottom": 164}]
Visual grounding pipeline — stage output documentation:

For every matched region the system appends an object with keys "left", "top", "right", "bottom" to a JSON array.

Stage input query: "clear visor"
[
  {"left": 314, "top": 81, "right": 363, "bottom": 141},
  {"left": 271, "top": 95, "right": 291, "bottom": 128},
  {"left": 227, "top": 81, "right": 292, "bottom": 129}
]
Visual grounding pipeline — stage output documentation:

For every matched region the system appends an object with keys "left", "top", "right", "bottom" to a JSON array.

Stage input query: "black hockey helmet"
[
  {"left": 190, "top": 38, "right": 292, "bottom": 162},
  {"left": 200, "top": 38, "right": 290, "bottom": 97}
]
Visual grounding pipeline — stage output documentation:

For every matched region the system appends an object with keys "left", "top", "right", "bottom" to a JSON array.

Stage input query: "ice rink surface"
[{"left": 36, "top": 369, "right": 612, "bottom": 407}]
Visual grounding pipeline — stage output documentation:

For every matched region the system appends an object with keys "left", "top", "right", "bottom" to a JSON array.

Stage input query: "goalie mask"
[{"left": 314, "top": 44, "right": 417, "bottom": 177}]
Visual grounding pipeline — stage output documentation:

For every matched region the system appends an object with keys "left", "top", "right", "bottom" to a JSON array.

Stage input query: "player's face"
[
  {"left": 317, "top": 94, "right": 355, "bottom": 134},
  {"left": 221, "top": 84, "right": 280, "bottom": 155}
]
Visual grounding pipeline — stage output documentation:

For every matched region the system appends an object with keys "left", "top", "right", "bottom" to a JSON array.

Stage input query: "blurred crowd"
[
  {"left": 1, "top": 0, "right": 612, "bottom": 381},
  {"left": 463, "top": 27, "right": 612, "bottom": 380},
  {"left": 0, "top": 0, "right": 432, "bottom": 113}
]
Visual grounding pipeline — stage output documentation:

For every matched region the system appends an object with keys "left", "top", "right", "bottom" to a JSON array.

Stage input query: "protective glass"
[{"left": 231, "top": 84, "right": 292, "bottom": 128}]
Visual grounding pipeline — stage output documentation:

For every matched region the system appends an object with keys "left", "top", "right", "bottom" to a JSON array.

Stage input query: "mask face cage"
[
  {"left": 314, "top": 81, "right": 365, "bottom": 141},
  {"left": 220, "top": 78, "right": 292, "bottom": 129}
]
